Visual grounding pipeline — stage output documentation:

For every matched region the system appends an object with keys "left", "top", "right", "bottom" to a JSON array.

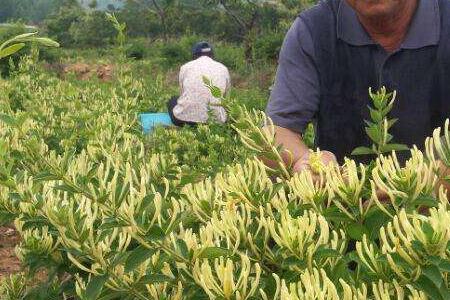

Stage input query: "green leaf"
[
  {"left": 415, "top": 273, "right": 445, "bottom": 300},
  {"left": 281, "top": 256, "right": 307, "bottom": 269},
  {"left": 333, "top": 259, "right": 355, "bottom": 282},
  {"left": 97, "top": 292, "right": 128, "bottom": 300},
  {"left": 351, "top": 147, "right": 375, "bottom": 156},
  {"left": 423, "top": 265, "right": 444, "bottom": 289},
  {"left": 0, "top": 43, "right": 25, "bottom": 59},
  {"left": 288, "top": 203, "right": 314, "bottom": 218},
  {"left": 369, "top": 108, "right": 383, "bottom": 123},
  {"left": 197, "top": 247, "right": 231, "bottom": 259},
  {"left": 437, "top": 260, "right": 450, "bottom": 273},
  {"left": 0, "top": 211, "right": 16, "bottom": 225},
  {"left": 110, "top": 252, "right": 131, "bottom": 268},
  {"left": 422, "top": 222, "right": 435, "bottom": 241},
  {"left": 210, "top": 86, "right": 222, "bottom": 98},
  {"left": 124, "top": 246, "right": 156, "bottom": 273},
  {"left": 385, "top": 133, "right": 393, "bottom": 144},
  {"left": 364, "top": 120, "right": 374, "bottom": 127},
  {"left": 322, "top": 207, "right": 353, "bottom": 223},
  {"left": 136, "top": 274, "right": 172, "bottom": 286},
  {"left": 0, "top": 179, "right": 16, "bottom": 189},
  {"left": 146, "top": 225, "right": 166, "bottom": 240},
  {"left": 99, "top": 218, "right": 127, "bottom": 230},
  {"left": 379, "top": 143, "right": 409, "bottom": 153},
  {"left": 202, "top": 76, "right": 211, "bottom": 85},
  {"left": 386, "top": 118, "right": 398, "bottom": 129},
  {"left": 53, "top": 184, "right": 79, "bottom": 194},
  {"left": 34, "top": 171, "right": 59, "bottom": 181},
  {"left": 364, "top": 209, "right": 390, "bottom": 239},
  {"left": 313, "top": 247, "right": 341, "bottom": 260},
  {"left": 439, "top": 285, "right": 450, "bottom": 300},
  {"left": 0, "top": 114, "right": 17, "bottom": 126},
  {"left": 176, "top": 239, "right": 189, "bottom": 258},
  {"left": 411, "top": 240, "right": 427, "bottom": 255},
  {"left": 31, "top": 37, "right": 59, "bottom": 48},
  {"left": 22, "top": 216, "right": 51, "bottom": 231},
  {"left": 85, "top": 274, "right": 108, "bottom": 300},
  {"left": 365, "top": 126, "right": 381, "bottom": 144},
  {"left": 347, "top": 223, "right": 369, "bottom": 241},
  {"left": 8, "top": 32, "right": 38, "bottom": 42},
  {"left": 411, "top": 195, "right": 438, "bottom": 208}
]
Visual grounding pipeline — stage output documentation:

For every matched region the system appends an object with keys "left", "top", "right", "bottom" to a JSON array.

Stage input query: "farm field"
[
  {"left": 0, "top": 47, "right": 268, "bottom": 273},
  {"left": 0, "top": 42, "right": 449, "bottom": 300},
  {"left": 1, "top": 1, "right": 450, "bottom": 300}
]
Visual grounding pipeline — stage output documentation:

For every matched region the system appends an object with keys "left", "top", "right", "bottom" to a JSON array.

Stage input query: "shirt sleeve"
[
  {"left": 266, "top": 17, "right": 319, "bottom": 133},
  {"left": 179, "top": 65, "right": 186, "bottom": 92},
  {"left": 225, "top": 68, "right": 231, "bottom": 95}
]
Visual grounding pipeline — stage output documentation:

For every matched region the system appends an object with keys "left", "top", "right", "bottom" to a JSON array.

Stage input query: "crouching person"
[{"left": 167, "top": 42, "right": 231, "bottom": 126}]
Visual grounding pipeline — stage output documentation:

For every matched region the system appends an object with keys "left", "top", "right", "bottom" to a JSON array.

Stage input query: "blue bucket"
[{"left": 139, "top": 113, "right": 174, "bottom": 134}]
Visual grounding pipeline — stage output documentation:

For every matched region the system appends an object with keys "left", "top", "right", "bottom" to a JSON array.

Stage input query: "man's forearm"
[{"left": 262, "top": 125, "right": 310, "bottom": 168}]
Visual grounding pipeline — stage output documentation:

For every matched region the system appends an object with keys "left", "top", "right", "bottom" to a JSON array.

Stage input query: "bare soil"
[
  {"left": 0, "top": 226, "right": 21, "bottom": 280},
  {"left": 45, "top": 62, "right": 115, "bottom": 81}
]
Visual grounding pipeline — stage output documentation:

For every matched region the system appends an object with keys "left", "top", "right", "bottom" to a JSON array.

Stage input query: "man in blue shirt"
[{"left": 266, "top": 0, "right": 450, "bottom": 171}]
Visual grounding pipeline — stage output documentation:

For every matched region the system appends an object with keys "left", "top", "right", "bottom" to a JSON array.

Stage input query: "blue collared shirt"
[{"left": 267, "top": 0, "right": 441, "bottom": 133}]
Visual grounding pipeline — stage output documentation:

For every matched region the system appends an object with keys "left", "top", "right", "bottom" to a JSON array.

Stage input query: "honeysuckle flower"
[
  {"left": 359, "top": 207, "right": 450, "bottom": 283},
  {"left": 193, "top": 254, "right": 261, "bottom": 300},
  {"left": 169, "top": 223, "right": 223, "bottom": 265},
  {"left": 146, "top": 281, "right": 184, "bottom": 300},
  {"left": 356, "top": 235, "right": 387, "bottom": 277},
  {"left": 426, "top": 119, "right": 450, "bottom": 167},
  {"left": 279, "top": 268, "right": 364, "bottom": 300},
  {"left": 309, "top": 149, "right": 326, "bottom": 174},
  {"left": 340, "top": 279, "right": 368, "bottom": 300},
  {"left": 208, "top": 203, "right": 274, "bottom": 260},
  {"left": 218, "top": 159, "right": 276, "bottom": 210},
  {"left": 182, "top": 178, "right": 223, "bottom": 223},
  {"left": 15, "top": 224, "right": 61, "bottom": 263},
  {"left": 372, "top": 148, "right": 437, "bottom": 212},
  {"left": 0, "top": 273, "right": 26, "bottom": 300},
  {"left": 288, "top": 169, "right": 331, "bottom": 214},
  {"left": 327, "top": 159, "right": 367, "bottom": 217},
  {"left": 268, "top": 210, "right": 345, "bottom": 270},
  {"left": 381, "top": 208, "right": 450, "bottom": 260},
  {"left": 371, "top": 280, "right": 427, "bottom": 300}
]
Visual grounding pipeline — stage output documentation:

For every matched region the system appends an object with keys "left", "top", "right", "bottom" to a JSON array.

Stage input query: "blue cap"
[{"left": 192, "top": 41, "right": 213, "bottom": 56}]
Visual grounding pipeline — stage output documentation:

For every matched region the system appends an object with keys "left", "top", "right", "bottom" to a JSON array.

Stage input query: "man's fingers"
[
  {"left": 293, "top": 160, "right": 310, "bottom": 173},
  {"left": 293, "top": 150, "right": 338, "bottom": 174},
  {"left": 321, "top": 151, "right": 338, "bottom": 166}
]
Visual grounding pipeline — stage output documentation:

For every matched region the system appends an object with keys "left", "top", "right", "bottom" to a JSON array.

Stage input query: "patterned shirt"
[{"left": 173, "top": 56, "right": 231, "bottom": 123}]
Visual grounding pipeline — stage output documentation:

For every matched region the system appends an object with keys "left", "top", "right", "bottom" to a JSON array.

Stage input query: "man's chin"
[
  {"left": 356, "top": 5, "right": 394, "bottom": 18},
  {"left": 348, "top": 1, "right": 397, "bottom": 18}
]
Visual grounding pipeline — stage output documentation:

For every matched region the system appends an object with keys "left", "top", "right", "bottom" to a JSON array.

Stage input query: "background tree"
[
  {"left": 0, "top": 0, "right": 16, "bottom": 23},
  {"left": 89, "top": 0, "right": 99, "bottom": 9},
  {"left": 44, "top": 1, "right": 85, "bottom": 46},
  {"left": 69, "top": 11, "right": 116, "bottom": 46},
  {"left": 107, "top": 4, "right": 118, "bottom": 11},
  {"left": 120, "top": 0, "right": 159, "bottom": 37},
  {"left": 128, "top": 0, "right": 178, "bottom": 41},
  {"left": 201, "top": 0, "right": 283, "bottom": 62},
  {"left": 0, "top": 0, "right": 67, "bottom": 24}
]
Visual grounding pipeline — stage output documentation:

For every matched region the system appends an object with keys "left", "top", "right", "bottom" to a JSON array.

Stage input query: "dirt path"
[{"left": 0, "top": 226, "right": 21, "bottom": 280}]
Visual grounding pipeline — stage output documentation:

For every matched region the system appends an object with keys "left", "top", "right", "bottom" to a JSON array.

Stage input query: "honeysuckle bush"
[{"left": 1, "top": 59, "right": 450, "bottom": 300}]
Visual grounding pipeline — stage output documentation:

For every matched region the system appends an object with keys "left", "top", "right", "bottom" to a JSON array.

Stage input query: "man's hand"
[
  {"left": 270, "top": 126, "right": 338, "bottom": 175},
  {"left": 293, "top": 150, "right": 337, "bottom": 173}
]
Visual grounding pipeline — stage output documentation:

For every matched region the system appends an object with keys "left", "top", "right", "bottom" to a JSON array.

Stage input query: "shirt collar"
[{"left": 337, "top": 0, "right": 441, "bottom": 49}]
